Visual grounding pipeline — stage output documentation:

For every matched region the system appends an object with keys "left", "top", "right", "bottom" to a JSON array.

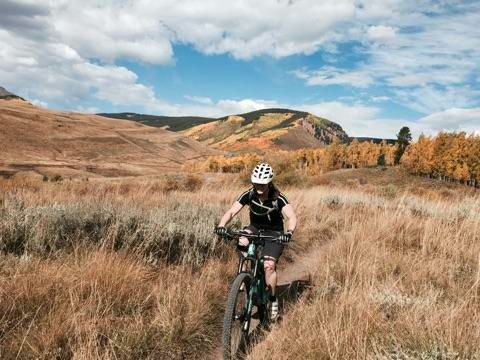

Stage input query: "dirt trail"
[{"left": 209, "top": 245, "right": 324, "bottom": 359}]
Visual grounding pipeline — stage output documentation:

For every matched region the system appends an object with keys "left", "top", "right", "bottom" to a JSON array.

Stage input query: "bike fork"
[{"left": 243, "top": 283, "right": 256, "bottom": 333}]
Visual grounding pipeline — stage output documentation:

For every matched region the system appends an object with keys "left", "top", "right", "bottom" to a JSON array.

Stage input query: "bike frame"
[
  {"left": 237, "top": 241, "right": 269, "bottom": 331},
  {"left": 221, "top": 230, "right": 284, "bottom": 359}
]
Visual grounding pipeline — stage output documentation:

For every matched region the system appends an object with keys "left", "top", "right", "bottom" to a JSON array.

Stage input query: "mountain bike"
[{"left": 220, "top": 229, "right": 285, "bottom": 359}]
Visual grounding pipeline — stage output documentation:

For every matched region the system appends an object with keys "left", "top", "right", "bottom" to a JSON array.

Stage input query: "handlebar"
[{"left": 221, "top": 229, "right": 284, "bottom": 244}]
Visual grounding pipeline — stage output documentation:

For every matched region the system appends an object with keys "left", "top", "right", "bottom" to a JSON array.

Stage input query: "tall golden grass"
[
  {"left": 1, "top": 175, "right": 241, "bottom": 359},
  {"left": 0, "top": 251, "right": 233, "bottom": 359},
  {"left": 251, "top": 185, "right": 480, "bottom": 359},
  {"left": 0, "top": 169, "right": 478, "bottom": 359}
]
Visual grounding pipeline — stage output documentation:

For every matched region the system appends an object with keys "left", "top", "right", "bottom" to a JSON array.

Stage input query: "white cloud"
[
  {"left": 149, "top": 0, "right": 356, "bottom": 59},
  {"left": 76, "top": 105, "right": 99, "bottom": 114},
  {"left": 371, "top": 96, "right": 390, "bottom": 102},
  {"left": 1, "top": 0, "right": 358, "bottom": 65},
  {"left": 293, "top": 1, "right": 480, "bottom": 114},
  {"left": 0, "top": 0, "right": 360, "bottom": 112},
  {"left": 0, "top": 19, "right": 174, "bottom": 114},
  {"left": 296, "top": 102, "right": 479, "bottom": 139},
  {"left": 394, "top": 86, "right": 480, "bottom": 114},
  {"left": 51, "top": 1, "right": 174, "bottom": 65},
  {"left": 367, "top": 25, "right": 397, "bottom": 43},
  {"left": 31, "top": 99, "right": 48, "bottom": 108},
  {"left": 292, "top": 67, "right": 374, "bottom": 88},
  {"left": 299, "top": 101, "right": 403, "bottom": 138},
  {"left": 216, "top": 99, "right": 279, "bottom": 115},
  {"left": 220, "top": 99, "right": 478, "bottom": 139},
  {"left": 184, "top": 95, "right": 214, "bottom": 105},
  {"left": 417, "top": 108, "right": 480, "bottom": 135},
  {"left": 1, "top": 0, "right": 479, "bottom": 120},
  {"left": 169, "top": 98, "right": 281, "bottom": 118}
]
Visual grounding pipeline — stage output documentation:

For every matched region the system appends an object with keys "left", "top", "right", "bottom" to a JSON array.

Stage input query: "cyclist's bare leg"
[{"left": 264, "top": 257, "right": 277, "bottom": 296}]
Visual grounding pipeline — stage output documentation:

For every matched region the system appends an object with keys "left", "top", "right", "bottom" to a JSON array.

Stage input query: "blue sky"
[{"left": 1, "top": 0, "right": 479, "bottom": 138}]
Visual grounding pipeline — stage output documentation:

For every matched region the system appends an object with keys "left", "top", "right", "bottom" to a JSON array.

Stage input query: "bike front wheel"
[{"left": 222, "top": 272, "right": 252, "bottom": 360}]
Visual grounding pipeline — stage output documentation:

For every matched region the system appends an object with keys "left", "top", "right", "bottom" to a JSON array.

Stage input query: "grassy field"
[{"left": 0, "top": 168, "right": 478, "bottom": 359}]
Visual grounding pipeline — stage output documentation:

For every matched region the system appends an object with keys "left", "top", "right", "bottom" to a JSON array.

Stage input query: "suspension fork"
[{"left": 244, "top": 257, "right": 259, "bottom": 332}]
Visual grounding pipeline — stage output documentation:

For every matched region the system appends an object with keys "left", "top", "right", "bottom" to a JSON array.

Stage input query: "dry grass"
[
  {"left": 1, "top": 170, "right": 479, "bottom": 359},
  {"left": 250, "top": 186, "right": 480, "bottom": 360},
  {"left": 0, "top": 251, "right": 233, "bottom": 359}
]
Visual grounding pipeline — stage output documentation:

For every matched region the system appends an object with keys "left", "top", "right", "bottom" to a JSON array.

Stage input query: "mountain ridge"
[
  {"left": 101, "top": 108, "right": 353, "bottom": 154},
  {"left": 180, "top": 109, "right": 350, "bottom": 153}
]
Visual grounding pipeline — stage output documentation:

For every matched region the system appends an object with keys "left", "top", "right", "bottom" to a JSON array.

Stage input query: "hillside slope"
[
  {"left": 0, "top": 99, "right": 220, "bottom": 178},
  {"left": 98, "top": 112, "right": 217, "bottom": 132},
  {"left": 181, "top": 108, "right": 349, "bottom": 154}
]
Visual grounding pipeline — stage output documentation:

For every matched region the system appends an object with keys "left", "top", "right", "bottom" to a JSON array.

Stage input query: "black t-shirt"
[{"left": 237, "top": 187, "right": 289, "bottom": 231}]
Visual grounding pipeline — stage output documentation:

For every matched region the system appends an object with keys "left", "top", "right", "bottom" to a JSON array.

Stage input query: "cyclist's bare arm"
[
  {"left": 218, "top": 201, "right": 244, "bottom": 227},
  {"left": 282, "top": 204, "right": 297, "bottom": 233}
]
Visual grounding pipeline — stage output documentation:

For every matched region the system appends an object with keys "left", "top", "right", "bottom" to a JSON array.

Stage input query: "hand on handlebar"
[
  {"left": 215, "top": 226, "right": 228, "bottom": 238},
  {"left": 279, "top": 231, "right": 293, "bottom": 243}
]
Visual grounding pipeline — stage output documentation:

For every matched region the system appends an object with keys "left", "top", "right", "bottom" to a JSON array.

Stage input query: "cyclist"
[{"left": 215, "top": 162, "right": 297, "bottom": 320}]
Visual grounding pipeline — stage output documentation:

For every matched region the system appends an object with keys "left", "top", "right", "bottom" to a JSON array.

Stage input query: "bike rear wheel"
[{"left": 222, "top": 272, "right": 252, "bottom": 360}]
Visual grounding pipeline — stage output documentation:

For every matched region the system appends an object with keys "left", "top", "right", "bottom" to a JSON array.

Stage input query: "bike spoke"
[
  {"left": 223, "top": 273, "right": 252, "bottom": 359},
  {"left": 231, "top": 289, "right": 248, "bottom": 354}
]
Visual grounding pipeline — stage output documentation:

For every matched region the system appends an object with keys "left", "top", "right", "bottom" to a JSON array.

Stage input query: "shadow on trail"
[{"left": 277, "top": 277, "right": 312, "bottom": 307}]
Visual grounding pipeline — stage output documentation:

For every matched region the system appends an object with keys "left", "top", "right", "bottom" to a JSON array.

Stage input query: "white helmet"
[{"left": 251, "top": 163, "right": 274, "bottom": 184}]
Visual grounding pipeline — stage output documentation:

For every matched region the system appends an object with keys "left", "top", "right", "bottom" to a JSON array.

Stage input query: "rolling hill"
[
  {"left": 0, "top": 97, "right": 220, "bottom": 178},
  {"left": 97, "top": 112, "right": 217, "bottom": 132},
  {"left": 102, "top": 109, "right": 350, "bottom": 153},
  {"left": 180, "top": 108, "right": 349, "bottom": 153},
  {"left": 101, "top": 109, "right": 398, "bottom": 152}
]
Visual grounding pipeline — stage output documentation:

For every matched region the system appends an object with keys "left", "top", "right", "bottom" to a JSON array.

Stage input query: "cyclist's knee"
[{"left": 264, "top": 258, "right": 276, "bottom": 273}]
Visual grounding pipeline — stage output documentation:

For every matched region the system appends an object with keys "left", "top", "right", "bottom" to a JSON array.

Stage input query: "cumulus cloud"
[
  {"left": 0, "top": 0, "right": 361, "bottom": 112},
  {"left": 148, "top": 0, "right": 356, "bottom": 59},
  {"left": 1, "top": 0, "right": 479, "bottom": 121},
  {"left": 293, "top": 1, "right": 480, "bottom": 114},
  {"left": 2, "top": 0, "right": 357, "bottom": 66},
  {"left": 417, "top": 108, "right": 480, "bottom": 135}
]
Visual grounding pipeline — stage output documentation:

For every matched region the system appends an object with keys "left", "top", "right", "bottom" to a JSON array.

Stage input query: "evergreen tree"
[{"left": 394, "top": 126, "right": 412, "bottom": 165}]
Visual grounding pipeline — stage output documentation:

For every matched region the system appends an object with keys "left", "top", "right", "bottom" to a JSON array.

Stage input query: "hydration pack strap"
[{"left": 250, "top": 199, "right": 278, "bottom": 216}]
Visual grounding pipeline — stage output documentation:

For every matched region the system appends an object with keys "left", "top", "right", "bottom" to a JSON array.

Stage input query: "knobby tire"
[{"left": 222, "top": 272, "right": 252, "bottom": 360}]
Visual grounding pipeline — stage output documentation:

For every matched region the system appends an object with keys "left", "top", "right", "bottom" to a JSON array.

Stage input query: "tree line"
[
  {"left": 401, "top": 132, "right": 480, "bottom": 187},
  {"left": 189, "top": 129, "right": 479, "bottom": 188},
  {"left": 192, "top": 140, "right": 397, "bottom": 175}
]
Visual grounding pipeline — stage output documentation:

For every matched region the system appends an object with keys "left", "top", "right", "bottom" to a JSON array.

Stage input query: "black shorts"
[{"left": 242, "top": 225, "right": 284, "bottom": 261}]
